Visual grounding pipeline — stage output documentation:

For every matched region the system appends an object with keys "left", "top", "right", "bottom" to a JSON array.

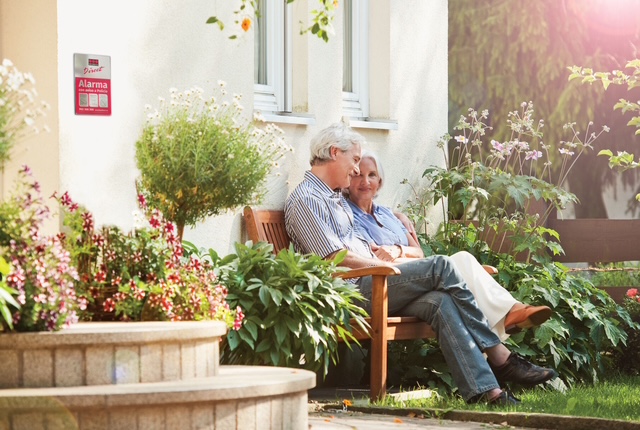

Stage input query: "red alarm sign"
[{"left": 74, "top": 54, "right": 111, "bottom": 116}]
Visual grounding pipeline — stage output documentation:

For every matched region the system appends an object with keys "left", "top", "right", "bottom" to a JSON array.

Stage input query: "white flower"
[{"left": 454, "top": 135, "right": 468, "bottom": 144}]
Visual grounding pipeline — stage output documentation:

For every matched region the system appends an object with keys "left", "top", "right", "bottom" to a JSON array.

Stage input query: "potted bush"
[{"left": 135, "top": 83, "right": 292, "bottom": 241}]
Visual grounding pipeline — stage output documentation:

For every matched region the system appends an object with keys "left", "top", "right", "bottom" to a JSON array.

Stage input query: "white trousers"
[{"left": 449, "top": 251, "right": 518, "bottom": 340}]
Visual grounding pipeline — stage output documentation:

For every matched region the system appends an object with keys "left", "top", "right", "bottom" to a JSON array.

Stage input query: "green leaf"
[
  {"left": 255, "top": 338, "right": 272, "bottom": 353},
  {"left": 274, "top": 320, "right": 288, "bottom": 345},
  {"left": 226, "top": 330, "right": 240, "bottom": 350},
  {"left": 243, "top": 319, "right": 259, "bottom": 341},
  {"left": 0, "top": 257, "right": 10, "bottom": 276},
  {"left": 598, "top": 149, "right": 613, "bottom": 157},
  {"left": 270, "top": 348, "right": 280, "bottom": 365},
  {"left": 258, "top": 285, "right": 270, "bottom": 307},
  {"left": 0, "top": 287, "right": 19, "bottom": 308}
]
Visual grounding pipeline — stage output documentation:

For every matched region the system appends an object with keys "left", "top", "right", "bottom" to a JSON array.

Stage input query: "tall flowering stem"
[
  {"left": 404, "top": 102, "right": 609, "bottom": 261},
  {"left": 0, "top": 59, "right": 50, "bottom": 166}
]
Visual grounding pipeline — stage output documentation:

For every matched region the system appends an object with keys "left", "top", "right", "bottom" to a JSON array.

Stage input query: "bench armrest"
[{"left": 333, "top": 266, "right": 401, "bottom": 279}]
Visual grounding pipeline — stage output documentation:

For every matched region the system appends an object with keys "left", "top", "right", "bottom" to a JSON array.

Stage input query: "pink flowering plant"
[
  {"left": 404, "top": 102, "right": 610, "bottom": 261},
  {"left": 57, "top": 192, "right": 243, "bottom": 329},
  {"left": 0, "top": 166, "right": 80, "bottom": 332},
  {"left": 624, "top": 288, "right": 640, "bottom": 316},
  {"left": 610, "top": 288, "right": 640, "bottom": 375}
]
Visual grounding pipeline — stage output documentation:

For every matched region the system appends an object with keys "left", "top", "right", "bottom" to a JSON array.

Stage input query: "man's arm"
[{"left": 326, "top": 249, "right": 393, "bottom": 269}]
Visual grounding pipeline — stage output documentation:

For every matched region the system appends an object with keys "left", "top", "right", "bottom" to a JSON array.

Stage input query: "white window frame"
[
  {"left": 254, "top": 0, "right": 291, "bottom": 114},
  {"left": 342, "top": 0, "right": 369, "bottom": 119}
]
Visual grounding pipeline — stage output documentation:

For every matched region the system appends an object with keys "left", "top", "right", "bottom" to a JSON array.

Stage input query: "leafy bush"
[
  {"left": 206, "top": 241, "right": 369, "bottom": 376},
  {"left": 395, "top": 102, "right": 637, "bottom": 392},
  {"left": 492, "top": 256, "right": 636, "bottom": 385},
  {"left": 135, "top": 84, "right": 292, "bottom": 240},
  {"left": 385, "top": 243, "right": 638, "bottom": 392}
]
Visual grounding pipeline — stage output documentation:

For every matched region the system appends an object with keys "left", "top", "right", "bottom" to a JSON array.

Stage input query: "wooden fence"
[{"left": 545, "top": 210, "right": 640, "bottom": 303}]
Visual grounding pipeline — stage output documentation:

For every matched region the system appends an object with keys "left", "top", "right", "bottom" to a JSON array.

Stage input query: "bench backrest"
[{"left": 243, "top": 206, "right": 291, "bottom": 252}]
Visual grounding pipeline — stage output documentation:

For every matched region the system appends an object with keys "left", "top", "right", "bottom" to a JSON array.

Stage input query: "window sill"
[
  {"left": 345, "top": 117, "right": 398, "bottom": 130},
  {"left": 258, "top": 111, "right": 316, "bottom": 126}
]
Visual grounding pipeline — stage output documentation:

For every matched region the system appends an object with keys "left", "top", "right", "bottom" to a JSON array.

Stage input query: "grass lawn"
[{"left": 376, "top": 376, "right": 640, "bottom": 422}]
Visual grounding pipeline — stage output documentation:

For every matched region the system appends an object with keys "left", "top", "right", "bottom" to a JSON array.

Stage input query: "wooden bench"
[{"left": 243, "top": 206, "right": 436, "bottom": 401}]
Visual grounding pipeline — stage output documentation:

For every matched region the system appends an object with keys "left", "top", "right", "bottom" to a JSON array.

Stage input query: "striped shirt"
[{"left": 284, "top": 171, "right": 374, "bottom": 259}]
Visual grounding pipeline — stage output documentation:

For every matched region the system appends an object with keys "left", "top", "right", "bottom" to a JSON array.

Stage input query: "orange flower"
[
  {"left": 342, "top": 399, "right": 352, "bottom": 407},
  {"left": 241, "top": 17, "right": 252, "bottom": 32},
  {"left": 394, "top": 418, "right": 404, "bottom": 423}
]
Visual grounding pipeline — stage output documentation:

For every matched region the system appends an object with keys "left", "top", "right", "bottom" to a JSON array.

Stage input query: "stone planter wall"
[
  {"left": 0, "top": 321, "right": 222, "bottom": 389},
  {"left": 0, "top": 321, "right": 315, "bottom": 430}
]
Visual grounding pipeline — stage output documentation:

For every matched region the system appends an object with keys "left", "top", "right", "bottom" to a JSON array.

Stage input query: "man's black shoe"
[
  {"left": 489, "top": 390, "right": 521, "bottom": 406},
  {"left": 467, "top": 389, "right": 521, "bottom": 406},
  {"left": 490, "top": 352, "right": 558, "bottom": 386}
]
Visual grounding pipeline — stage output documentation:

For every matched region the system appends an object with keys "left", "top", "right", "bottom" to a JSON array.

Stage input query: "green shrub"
[
  {"left": 207, "top": 241, "right": 369, "bottom": 376},
  {"left": 385, "top": 241, "right": 638, "bottom": 392},
  {"left": 492, "top": 256, "right": 637, "bottom": 385}
]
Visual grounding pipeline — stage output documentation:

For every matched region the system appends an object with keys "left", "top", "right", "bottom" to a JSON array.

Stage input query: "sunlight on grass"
[{"left": 374, "top": 376, "right": 640, "bottom": 422}]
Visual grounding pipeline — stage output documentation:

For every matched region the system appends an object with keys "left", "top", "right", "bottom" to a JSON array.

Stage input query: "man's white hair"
[{"left": 309, "top": 123, "right": 366, "bottom": 166}]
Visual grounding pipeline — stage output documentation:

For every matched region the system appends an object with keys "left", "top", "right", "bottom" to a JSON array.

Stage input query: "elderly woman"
[{"left": 345, "top": 150, "right": 551, "bottom": 340}]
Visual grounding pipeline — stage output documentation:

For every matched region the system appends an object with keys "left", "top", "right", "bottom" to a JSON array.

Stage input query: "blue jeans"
[{"left": 357, "top": 255, "right": 501, "bottom": 400}]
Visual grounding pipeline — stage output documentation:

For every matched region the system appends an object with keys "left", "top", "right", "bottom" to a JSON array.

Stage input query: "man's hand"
[
  {"left": 371, "top": 244, "right": 401, "bottom": 262},
  {"left": 394, "top": 212, "right": 419, "bottom": 243}
]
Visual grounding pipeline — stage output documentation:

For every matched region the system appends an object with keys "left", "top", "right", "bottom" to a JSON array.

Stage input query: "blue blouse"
[{"left": 347, "top": 200, "right": 409, "bottom": 246}]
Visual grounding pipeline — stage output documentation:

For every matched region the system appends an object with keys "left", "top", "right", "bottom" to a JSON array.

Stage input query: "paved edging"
[{"left": 321, "top": 404, "right": 640, "bottom": 430}]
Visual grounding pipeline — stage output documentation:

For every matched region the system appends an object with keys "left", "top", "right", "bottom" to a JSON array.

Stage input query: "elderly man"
[{"left": 284, "top": 123, "right": 557, "bottom": 405}]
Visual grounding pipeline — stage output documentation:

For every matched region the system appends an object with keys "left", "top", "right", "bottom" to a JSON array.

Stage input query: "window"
[
  {"left": 342, "top": 0, "right": 369, "bottom": 118},
  {"left": 254, "top": 0, "right": 290, "bottom": 113}
]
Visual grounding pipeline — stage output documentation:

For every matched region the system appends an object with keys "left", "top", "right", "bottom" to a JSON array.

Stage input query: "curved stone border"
[
  {"left": 0, "top": 321, "right": 226, "bottom": 389},
  {"left": 0, "top": 366, "right": 316, "bottom": 430},
  {"left": 337, "top": 404, "right": 640, "bottom": 430}
]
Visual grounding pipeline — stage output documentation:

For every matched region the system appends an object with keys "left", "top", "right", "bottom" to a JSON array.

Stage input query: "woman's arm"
[
  {"left": 392, "top": 212, "right": 424, "bottom": 258},
  {"left": 394, "top": 211, "right": 419, "bottom": 243}
]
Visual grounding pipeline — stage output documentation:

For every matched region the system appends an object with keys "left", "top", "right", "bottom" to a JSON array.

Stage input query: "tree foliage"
[{"left": 449, "top": 0, "right": 640, "bottom": 218}]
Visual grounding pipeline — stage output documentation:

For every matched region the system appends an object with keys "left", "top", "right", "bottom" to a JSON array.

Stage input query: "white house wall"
[{"left": 1, "top": 0, "right": 448, "bottom": 254}]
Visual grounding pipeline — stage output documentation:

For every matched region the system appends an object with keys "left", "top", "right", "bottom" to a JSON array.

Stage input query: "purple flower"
[{"left": 525, "top": 150, "right": 543, "bottom": 161}]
